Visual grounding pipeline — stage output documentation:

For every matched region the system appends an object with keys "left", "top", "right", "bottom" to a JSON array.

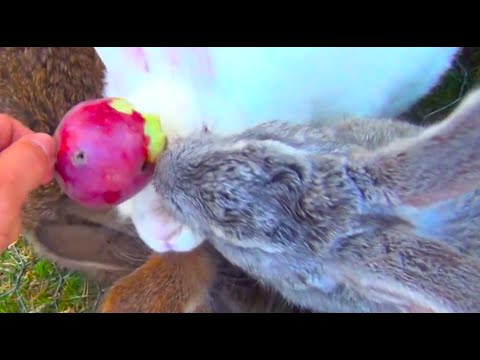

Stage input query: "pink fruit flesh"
[{"left": 54, "top": 98, "right": 155, "bottom": 208}]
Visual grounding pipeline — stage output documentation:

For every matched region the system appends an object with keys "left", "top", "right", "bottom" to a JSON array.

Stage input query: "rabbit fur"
[
  {"left": 93, "top": 47, "right": 460, "bottom": 254},
  {"left": 146, "top": 86, "right": 480, "bottom": 313}
]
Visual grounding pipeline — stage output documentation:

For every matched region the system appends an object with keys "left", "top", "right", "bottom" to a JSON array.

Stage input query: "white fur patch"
[
  {"left": 128, "top": 76, "right": 205, "bottom": 139},
  {"left": 121, "top": 183, "right": 205, "bottom": 254},
  {"left": 166, "top": 226, "right": 204, "bottom": 253},
  {"left": 117, "top": 197, "right": 134, "bottom": 219}
]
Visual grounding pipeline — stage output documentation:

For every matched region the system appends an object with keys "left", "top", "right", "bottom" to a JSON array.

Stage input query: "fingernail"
[{"left": 27, "top": 133, "right": 57, "bottom": 160}]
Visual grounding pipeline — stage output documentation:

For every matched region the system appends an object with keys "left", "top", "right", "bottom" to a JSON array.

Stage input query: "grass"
[
  {"left": 1, "top": 47, "right": 480, "bottom": 313},
  {"left": 0, "top": 239, "right": 102, "bottom": 313},
  {"left": 405, "top": 49, "right": 479, "bottom": 125}
]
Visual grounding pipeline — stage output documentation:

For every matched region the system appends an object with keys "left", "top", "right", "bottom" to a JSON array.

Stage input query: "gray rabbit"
[{"left": 145, "top": 86, "right": 480, "bottom": 313}]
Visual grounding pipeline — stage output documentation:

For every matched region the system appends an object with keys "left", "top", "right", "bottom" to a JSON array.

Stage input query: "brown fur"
[
  {"left": 0, "top": 47, "right": 143, "bottom": 287},
  {"left": 0, "top": 47, "right": 105, "bottom": 231},
  {"left": 100, "top": 241, "right": 302, "bottom": 313},
  {"left": 101, "top": 245, "right": 216, "bottom": 313}
]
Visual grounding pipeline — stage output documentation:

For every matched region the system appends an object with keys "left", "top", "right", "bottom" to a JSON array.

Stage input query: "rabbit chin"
[
  {"left": 136, "top": 219, "right": 203, "bottom": 253},
  {"left": 117, "top": 183, "right": 205, "bottom": 253}
]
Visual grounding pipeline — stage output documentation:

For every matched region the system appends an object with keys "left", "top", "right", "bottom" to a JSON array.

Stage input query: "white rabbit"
[{"left": 93, "top": 47, "right": 460, "bottom": 253}]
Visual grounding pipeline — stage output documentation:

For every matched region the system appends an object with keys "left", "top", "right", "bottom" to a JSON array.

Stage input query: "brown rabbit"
[
  {"left": 0, "top": 47, "right": 298, "bottom": 312},
  {"left": 138, "top": 87, "right": 480, "bottom": 313},
  {"left": 0, "top": 47, "right": 151, "bottom": 286}
]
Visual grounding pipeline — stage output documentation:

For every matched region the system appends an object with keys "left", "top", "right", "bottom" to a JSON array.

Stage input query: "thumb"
[
  {"left": 0, "top": 133, "right": 57, "bottom": 252},
  {"left": 0, "top": 133, "right": 57, "bottom": 207}
]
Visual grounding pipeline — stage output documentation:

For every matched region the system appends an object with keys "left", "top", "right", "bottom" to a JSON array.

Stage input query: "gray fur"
[{"left": 153, "top": 87, "right": 480, "bottom": 313}]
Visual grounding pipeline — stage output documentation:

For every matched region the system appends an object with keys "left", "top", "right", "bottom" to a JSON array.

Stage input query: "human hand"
[{"left": 0, "top": 114, "right": 57, "bottom": 253}]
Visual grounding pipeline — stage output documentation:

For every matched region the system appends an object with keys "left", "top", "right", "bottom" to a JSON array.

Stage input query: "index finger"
[{"left": 0, "top": 114, "right": 34, "bottom": 150}]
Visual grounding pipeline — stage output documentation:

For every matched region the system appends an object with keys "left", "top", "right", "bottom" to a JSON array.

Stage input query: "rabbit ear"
[
  {"left": 359, "top": 87, "right": 480, "bottom": 208},
  {"left": 333, "top": 228, "right": 480, "bottom": 312}
]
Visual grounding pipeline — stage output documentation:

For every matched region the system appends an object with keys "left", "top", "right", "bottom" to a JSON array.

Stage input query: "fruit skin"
[{"left": 54, "top": 97, "right": 166, "bottom": 208}]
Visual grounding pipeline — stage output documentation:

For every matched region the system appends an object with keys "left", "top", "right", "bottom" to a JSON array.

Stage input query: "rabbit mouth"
[
  {"left": 131, "top": 206, "right": 203, "bottom": 254},
  {"left": 144, "top": 215, "right": 183, "bottom": 252},
  {"left": 152, "top": 222, "right": 203, "bottom": 253},
  {"left": 160, "top": 227, "right": 181, "bottom": 251}
]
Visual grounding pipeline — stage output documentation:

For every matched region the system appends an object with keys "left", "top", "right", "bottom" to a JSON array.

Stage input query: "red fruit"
[{"left": 54, "top": 97, "right": 166, "bottom": 208}]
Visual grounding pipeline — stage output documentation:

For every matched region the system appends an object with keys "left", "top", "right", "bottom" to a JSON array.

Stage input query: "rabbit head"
[{"left": 147, "top": 86, "right": 480, "bottom": 312}]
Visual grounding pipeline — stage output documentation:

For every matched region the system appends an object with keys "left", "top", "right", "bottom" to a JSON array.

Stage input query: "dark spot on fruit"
[
  {"left": 103, "top": 191, "right": 121, "bottom": 204},
  {"left": 141, "top": 161, "right": 148, "bottom": 172},
  {"left": 72, "top": 150, "right": 87, "bottom": 166}
]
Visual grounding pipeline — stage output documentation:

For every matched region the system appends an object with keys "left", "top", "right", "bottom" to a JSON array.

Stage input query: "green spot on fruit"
[
  {"left": 110, "top": 98, "right": 135, "bottom": 115},
  {"left": 143, "top": 113, "right": 167, "bottom": 163}
]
